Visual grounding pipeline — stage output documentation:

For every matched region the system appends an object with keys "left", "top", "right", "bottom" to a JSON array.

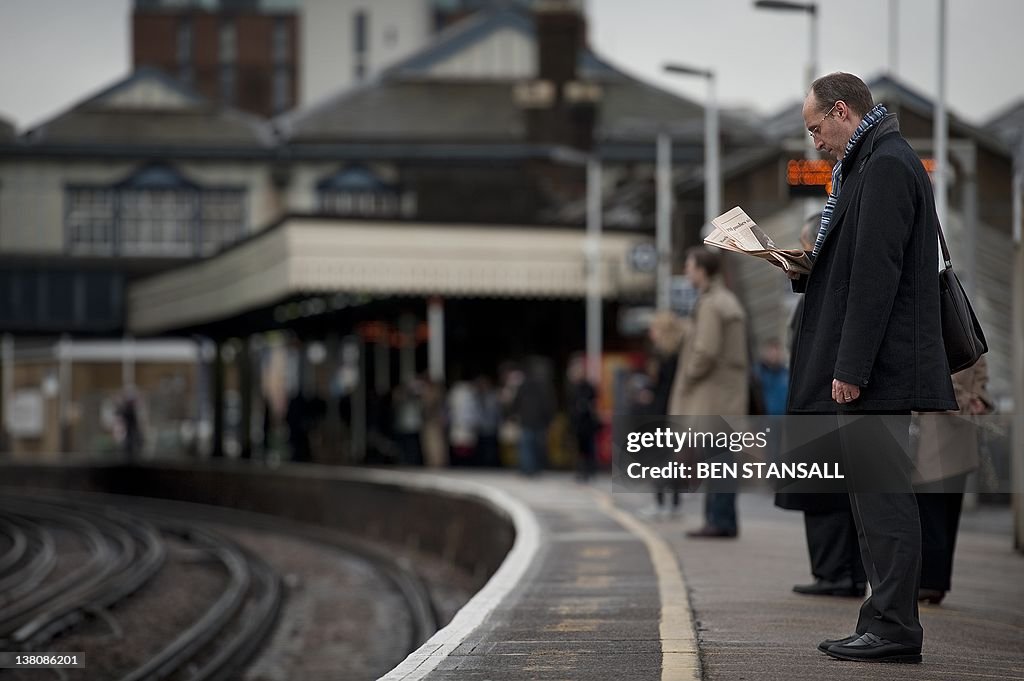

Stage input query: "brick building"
[{"left": 133, "top": 0, "right": 299, "bottom": 117}]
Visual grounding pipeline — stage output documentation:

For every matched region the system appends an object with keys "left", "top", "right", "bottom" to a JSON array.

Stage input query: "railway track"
[
  {"left": 0, "top": 489, "right": 439, "bottom": 679},
  {"left": 0, "top": 495, "right": 280, "bottom": 680}
]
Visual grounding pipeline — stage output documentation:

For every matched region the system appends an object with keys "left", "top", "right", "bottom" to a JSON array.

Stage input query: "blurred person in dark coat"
[
  {"left": 913, "top": 356, "right": 993, "bottom": 604},
  {"left": 118, "top": 388, "right": 144, "bottom": 461},
  {"left": 777, "top": 212, "right": 866, "bottom": 598},
  {"left": 392, "top": 381, "right": 424, "bottom": 466},
  {"left": 755, "top": 338, "right": 788, "bottom": 417},
  {"left": 285, "top": 392, "right": 313, "bottom": 462},
  {"left": 566, "top": 355, "right": 600, "bottom": 481},
  {"left": 641, "top": 311, "right": 687, "bottom": 518},
  {"left": 475, "top": 376, "right": 502, "bottom": 468},
  {"left": 788, "top": 73, "right": 956, "bottom": 662},
  {"left": 511, "top": 357, "right": 557, "bottom": 476},
  {"left": 670, "top": 247, "right": 748, "bottom": 538}
]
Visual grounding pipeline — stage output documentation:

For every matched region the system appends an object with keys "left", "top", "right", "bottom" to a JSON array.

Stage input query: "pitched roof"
[
  {"left": 281, "top": 5, "right": 760, "bottom": 147},
  {"left": 985, "top": 99, "right": 1024, "bottom": 150},
  {"left": 14, "top": 67, "right": 274, "bottom": 150},
  {"left": 283, "top": 80, "right": 526, "bottom": 144},
  {"left": 0, "top": 115, "right": 13, "bottom": 142}
]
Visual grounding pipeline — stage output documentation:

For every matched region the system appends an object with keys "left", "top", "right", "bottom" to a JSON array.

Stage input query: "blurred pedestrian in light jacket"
[
  {"left": 669, "top": 249, "right": 748, "bottom": 419},
  {"left": 420, "top": 378, "right": 448, "bottom": 468},
  {"left": 670, "top": 247, "right": 748, "bottom": 538},
  {"left": 447, "top": 379, "right": 480, "bottom": 465},
  {"left": 913, "top": 356, "right": 993, "bottom": 604}
]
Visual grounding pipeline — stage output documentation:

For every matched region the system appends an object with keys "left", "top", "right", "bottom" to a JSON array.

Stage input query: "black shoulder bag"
[{"left": 937, "top": 222, "right": 988, "bottom": 373}]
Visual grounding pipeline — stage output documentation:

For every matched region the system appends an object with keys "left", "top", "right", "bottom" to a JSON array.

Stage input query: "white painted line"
[
  {"left": 377, "top": 473, "right": 541, "bottom": 681},
  {"left": 594, "top": 490, "right": 701, "bottom": 681}
]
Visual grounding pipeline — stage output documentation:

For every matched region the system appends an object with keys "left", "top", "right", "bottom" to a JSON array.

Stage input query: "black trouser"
[
  {"left": 803, "top": 507, "right": 866, "bottom": 584},
  {"left": 838, "top": 411, "right": 922, "bottom": 648},
  {"left": 703, "top": 449, "right": 738, "bottom": 533},
  {"left": 575, "top": 430, "right": 597, "bottom": 480},
  {"left": 915, "top": 473, "right": 967, "bottom": 592},
  {"left": 655, "top": 480, "right": 683, "bottom": 508}
]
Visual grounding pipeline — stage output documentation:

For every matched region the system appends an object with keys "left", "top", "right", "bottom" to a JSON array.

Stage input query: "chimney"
[
  {"left": 515, "top": 0, "right": 600, "bottom": 151},
  {"left": 536, "top": 0, "right": 585, "bottom": 85}
]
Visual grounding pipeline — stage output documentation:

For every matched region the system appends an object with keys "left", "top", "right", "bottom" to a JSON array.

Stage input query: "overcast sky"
[{"left": 1, "top": 0, "right": 1022, "bottom": 131}]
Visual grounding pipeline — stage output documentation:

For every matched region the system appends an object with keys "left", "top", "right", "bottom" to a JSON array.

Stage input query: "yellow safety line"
[{"left": 594, "top": 490, "right": 701, "bottom": 681}]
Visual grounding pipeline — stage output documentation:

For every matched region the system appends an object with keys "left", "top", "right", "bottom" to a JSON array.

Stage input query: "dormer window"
[
  {"left": 65, "top": 163, "right": 246, "bottom": 257},
  {"left": 317, "top": 164, "right": 416, "bottom": 219}
]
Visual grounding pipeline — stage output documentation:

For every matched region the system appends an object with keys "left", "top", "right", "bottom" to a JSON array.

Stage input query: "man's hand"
[
  {"left": 785, "top": 270, "right": 802, "bottom": 280},
  {"left": 832, "top": 379, "right": 861, "bottom": 404}
]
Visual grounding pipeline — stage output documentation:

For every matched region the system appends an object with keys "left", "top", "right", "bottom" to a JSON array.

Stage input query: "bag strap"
[{"left": 937, "top": 219, "right": 953, "bottom": 268}]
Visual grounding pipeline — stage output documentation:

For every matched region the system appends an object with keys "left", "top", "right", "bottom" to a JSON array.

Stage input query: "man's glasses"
[{"left": 808, "top": 102, "right": 839, "bottom": 138}]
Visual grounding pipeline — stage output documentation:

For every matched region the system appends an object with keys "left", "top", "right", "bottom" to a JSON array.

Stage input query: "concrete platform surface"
[{"left": 404, "top": 472, "right": 1023, "bottom": 681}]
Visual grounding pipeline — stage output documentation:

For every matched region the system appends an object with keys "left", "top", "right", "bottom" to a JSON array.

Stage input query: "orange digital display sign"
[{"left": 787, "top": 158, "right": 937, "bottom": 196}]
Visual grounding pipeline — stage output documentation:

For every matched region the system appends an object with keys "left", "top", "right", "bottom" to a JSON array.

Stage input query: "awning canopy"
[{"left": 128, "top": 217, "right": 655, "bottom": 335}]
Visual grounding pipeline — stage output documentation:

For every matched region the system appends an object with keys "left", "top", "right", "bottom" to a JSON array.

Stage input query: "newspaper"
[{"left": 704, "top": 207, "right": 812, "bottom": 274}]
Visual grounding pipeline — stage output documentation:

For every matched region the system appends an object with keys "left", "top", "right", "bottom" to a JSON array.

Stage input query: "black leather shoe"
[
  {"left": 826, "top": 632, "right": 922, "bottom": 663},
  {"left": 818, "top": 634, "right": 859, "bottom": 654},
  {"left": 918, "top": 588, "right": 946, "bottom": 604},
  {"left": 685, "top": 526, "right": 737, "bottom": 538},
  {"left": 793, "top": 578, "right": 866, "bottom": 597}
]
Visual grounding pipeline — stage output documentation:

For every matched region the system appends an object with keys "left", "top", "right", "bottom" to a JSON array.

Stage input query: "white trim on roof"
[{"left": 128, "top": 217, "right": 655, "bottom": 334}]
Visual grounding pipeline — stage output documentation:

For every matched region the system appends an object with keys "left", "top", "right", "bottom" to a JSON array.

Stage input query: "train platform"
[{"left": 390, "top": 471, "right": 1023, "bottom": 681}]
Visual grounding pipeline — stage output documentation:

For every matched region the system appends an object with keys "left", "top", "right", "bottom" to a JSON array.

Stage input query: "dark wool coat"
[{"left": 788, "top": 114, "right": 957, "bottom": 413}]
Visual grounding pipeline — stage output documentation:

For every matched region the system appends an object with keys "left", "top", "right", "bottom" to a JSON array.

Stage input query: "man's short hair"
[
  {"left": 685, "top": 246, "right": 721, "bottom": 278},
  {"left": 809, "top": 72, "right": 874, "bottom": 117}
]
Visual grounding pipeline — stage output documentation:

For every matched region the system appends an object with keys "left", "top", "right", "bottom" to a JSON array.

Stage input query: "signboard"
[
  {"left": 787, "top": 157, "right": 937, "bottom": 197},
  {"left": 787, "top": 159, "right": 834, "bottom": 196},
  {"left": 5, "top": 390, "right": 44, "bottom": 438},
  {"left": 628, "top": 242, "right": 658, "bottom": 273}
]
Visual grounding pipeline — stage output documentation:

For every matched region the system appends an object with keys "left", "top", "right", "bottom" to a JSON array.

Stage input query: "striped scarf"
[{"left": 811, "top": 103, "right": 889, "bottom": 258}]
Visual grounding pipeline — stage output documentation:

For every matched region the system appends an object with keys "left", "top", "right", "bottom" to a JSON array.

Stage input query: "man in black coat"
[{"left": 788, "top": 73, "right": 956, "bottom": 663}]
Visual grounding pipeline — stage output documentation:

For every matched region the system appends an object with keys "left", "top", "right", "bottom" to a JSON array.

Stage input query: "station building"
[{"left": 0, "top": 3, "right": 1018, "bottom": 466}]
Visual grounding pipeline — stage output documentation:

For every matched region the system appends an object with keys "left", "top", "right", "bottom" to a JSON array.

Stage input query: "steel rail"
[
  {"left": 0, "top": 515, "right": 55, "bottom": 600},
  {"left": 0, "top": 514, "right": 28, "bottom": 576}
]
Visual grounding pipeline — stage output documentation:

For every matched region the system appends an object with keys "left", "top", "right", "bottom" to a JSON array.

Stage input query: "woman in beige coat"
[
  {"left": 913, "top": 356, "right": 993, "bottom": 603},
  {"left": 669, "top": 247, "right": 748, "bottom": 537}
]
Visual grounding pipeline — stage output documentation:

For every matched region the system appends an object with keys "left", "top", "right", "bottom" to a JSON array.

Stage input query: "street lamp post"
[
  {"left": 754, "top": 0, "right": 818, "bottom": 87},
  {"left": 550, "top": 146, "right": 603, "bottom": 387},
  {"left": 889, "top": 0, "right": 900, "bottom": 75},
  {"left": 586, "top": 156, "right": 603, "bottom": 385},
  {"left": 754, "top": 0, "right": 819, "bottom": 160},
  {"left": 755, "top": 0, "right": 820, "bottom": 224},
  {"left": 664, "top": 64, "right": 719, "bottom": 229},
  {"left": 934, "top": 0, "right": 949, "bottom": 227},
  {"left": 655, "top": 132, "right": 672, "bottom": 311},
  {"left": 1014, "top": 135, "right": 1024, "bottom": 551}
]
